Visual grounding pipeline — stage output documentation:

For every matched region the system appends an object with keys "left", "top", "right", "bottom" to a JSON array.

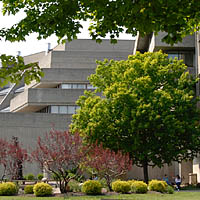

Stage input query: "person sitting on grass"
[
  {"left": 175, "top": 175, "right": 181, "bottom": 191},
  {"left": 163, "top": 174, "right": 170, "bottom": 185}
]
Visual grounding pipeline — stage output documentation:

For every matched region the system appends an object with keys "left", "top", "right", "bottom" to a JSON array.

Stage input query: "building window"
[
  {"left": 49, "top": 105, "right": 80, "bottom": 114},
  {"left": 59, "top": 83, "right": 96, "bottom": 90},
  {"left": 167, "top": 51, "right": 194, "bottom": 68}
]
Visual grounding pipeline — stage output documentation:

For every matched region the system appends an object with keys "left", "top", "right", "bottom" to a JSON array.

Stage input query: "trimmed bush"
[
  {"left": 33, "top": 183, "right": 52, "bottom": 197},
  {"left": 25, "top": 173, "right": 35, "bottom": 180},
  {"left": 112, "top": 180, "right": 130, "bottom": 193},
  {"left": 131, "top": 181, "right": 148, "bottom": 194},
  {"left": 167, "top": 185, "right": 174, "bottom": 194},
  {"left": 0, "top": 182, "right": 18, "bottom": 196},
  {"left": 149, "top": 180, "right": 168, "bottom": 193},
  {"left": 37, "top": 174, "right": 43, "bottom": 180},
  {"left": 127, "top": 180, "right": 136, "bottom": 187},
  {"left": 82, "top": 180, "right": 102, "bottom": 195},
  {"left": 24, "top": 185, "right": 34, "bottom": 194}
]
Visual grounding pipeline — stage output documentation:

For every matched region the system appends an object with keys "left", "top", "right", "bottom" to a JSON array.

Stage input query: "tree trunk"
[
  {"left": 105, "top": 177, "right": 112, "bottom": 191},
  {"left": 143, "top": 160, "right": 149, "bottom": 184},
  {"left": 59, "top": 180, "right": 68, "bottom": 193}
]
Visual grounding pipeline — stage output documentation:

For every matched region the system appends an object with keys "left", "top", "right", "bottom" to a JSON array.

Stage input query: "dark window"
[{"left": 167, "top": 51, "right": 194, "bottom": 68}]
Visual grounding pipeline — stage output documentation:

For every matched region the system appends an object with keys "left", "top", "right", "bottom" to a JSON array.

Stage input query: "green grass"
[{"left": 1, "top": 192, "right": 200, "bottom": 200}]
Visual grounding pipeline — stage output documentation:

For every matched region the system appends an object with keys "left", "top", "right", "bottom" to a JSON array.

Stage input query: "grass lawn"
[{"left": 1, "top": 192, "right": 200, "bottom": 200}]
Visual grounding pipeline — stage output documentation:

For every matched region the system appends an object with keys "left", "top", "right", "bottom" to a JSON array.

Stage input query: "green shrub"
[
  {"left": 25, "top": 173, "right": 35, "bottom": 180},
  {"left": 82, "top": 180, "right": 102, "bottom": 195},
  {"left": 24, "top": 185, "right": 34, "bottom": 194},
  {"left": 37, "top": 174, "right": 43, "bottom": 180},
  {"left": 127, "top": 180, "right": 136, "bottom": 187},
  {"left": 131, "top": 181, "right": 148, "bottom": 194},
  {"left": 149, "top": 180, "right": 168, "bottom": 193},
  {"left": 167, "top": 185, "right": 174, "bottom": 194},
  {"left": 68, "top": 180, "right": 82, "bottom": 192},
  {"left": 33, "top": 183, "right": 52, "bottom": 197},
  {"left": 112, "top": 180, "right": 130, "bottom": 194},
  {"left": 0, "top": 182, "right": 18, "bottom": 196}
]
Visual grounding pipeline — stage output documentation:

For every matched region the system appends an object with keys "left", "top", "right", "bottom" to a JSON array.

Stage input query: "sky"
[{"left": 0, "top": 3, "right": 134, "bottom": 57}]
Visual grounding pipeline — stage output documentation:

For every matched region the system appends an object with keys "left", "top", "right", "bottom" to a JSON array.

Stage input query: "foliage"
[
  {"left": 1, "top": 192, "right": 200, "bottom": 199},
  {"left": 82, "top": 143, "right": 132, "bottom": 191},
  {"left": 127, "top": 180, "right": 136, "bottom": 187},
  {"left": 0, "top": 54, "right": 44, "bottom": 87},
  {"left": 149, "top": 180, "right": 168, "bottom": 193},
  {"left": 0, "top": 137, "right": 29, "bottom": 180},
  {"left": 1, "top": 1, "right": 200, "bottom": 45},
  {"left": 71, "top": 51, "right": 200, "bottom": 183},
  {"left": 0, "top": 182, "right": 18, "bottom": 196},
  {"left": 33, "top": 183, "right": 52, "bottom": 197},
  {"left": 81, "top": 180, "right": 102, "bottom": 195},
  {"left": 167, "top": 185, "right": 174, "bottom": 194},
  {"left": 31, "top": 130, "right": 84, "bottom": 193},
  {"left": 24, "top": 174, "right": 35, "bottom": 180},
  {"left": 24, "top": 185, "right": 34, "bottom": 194},
  {"left": 131, "top": 181, "right": 148, "bottom": 194},
  {"left": 68, "top": 180, "right": 82, "bottom": 193},
  {"left": 37, "top": 174, "right": 43, "bottom": 181},
  {"left": 111, "top": 180, "right": 130, "bottom": 194}
]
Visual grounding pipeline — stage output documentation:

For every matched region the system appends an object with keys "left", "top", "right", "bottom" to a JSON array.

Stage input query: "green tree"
[
  {"left": 0, "top": 0, "right": 200, "bottom": 44},
  {"left": 71, "top": 51, "right": 200, "bottom": 183},
  {"left": 0, "top": 54, "right": 43, "bottom": 87},
  {"left": 1, "top": 0, "right": 200, "bottom": 85}
]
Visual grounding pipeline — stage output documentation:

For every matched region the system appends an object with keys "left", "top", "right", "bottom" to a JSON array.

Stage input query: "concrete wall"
[
  {"left": 65, "top": 39, "right": 134, "bottom": 52},
  {"left": 25, "top": 68, "right": 95, "bottom": 89},
  {"left": 0, "top": 112, "right": 71, "bottom": 175},
  {"left": 10, "top": 88, "right": 88, "bottom": 112},
  {"left": 24, "top": 51, "right": 46, "bottom": 65},
  {"left": 127, "top": 163, "right": 177, "bottom": 182},
  {"left": 193, "top": 156, "right": 200, "bottom": 182},
  {"left": 181, "top": 160, "right": 193, "bottom": 184},
  {"left": 154, "top": 32, "right": 195, "bottom": 50},
  {"left": 50, "top": 51, "right": 131, "bottom": 69}
]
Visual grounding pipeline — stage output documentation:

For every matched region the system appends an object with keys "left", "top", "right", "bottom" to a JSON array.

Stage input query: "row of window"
[
  {"left": 38, "top": 105, "right": 80, "bottom": 114},
  {"left": 59, "top": 83, "right": 97, "bottom": 90}
]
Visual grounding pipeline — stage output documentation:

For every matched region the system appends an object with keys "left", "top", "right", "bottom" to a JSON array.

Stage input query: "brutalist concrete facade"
[
  {"left": 0, "top": 39, "right": 135, "bottom": 175},
  {"left": 0, "top": 37, "right": 199, "bottom": 183}
]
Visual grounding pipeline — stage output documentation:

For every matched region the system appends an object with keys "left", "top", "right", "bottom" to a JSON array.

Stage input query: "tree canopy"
[
  {"left": 0, "top": 0, "right": 200, "bottom": 86},
  {"left": 0, "top": 54, "right": 43, "bottom": 87},
  {"left": 71, "top": 51, "right": 200, "bottom": 183},
  {"left": 0, "top": 0, "right": 200, "bottom": 44}
]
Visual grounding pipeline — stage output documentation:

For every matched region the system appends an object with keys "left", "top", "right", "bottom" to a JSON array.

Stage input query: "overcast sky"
[{"left": 0, "top": 3, "right": 134, "bottom": 56}]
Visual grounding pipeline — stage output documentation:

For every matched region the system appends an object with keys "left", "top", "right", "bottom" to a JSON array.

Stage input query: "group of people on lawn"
[{"left": 163, "top": 174, "right": 181, "bottom": 191}]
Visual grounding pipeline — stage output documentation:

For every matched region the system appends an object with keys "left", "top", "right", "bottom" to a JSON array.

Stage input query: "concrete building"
[
  {"left": 0, "top": 36, "right": 199, "bottom": 183},
  {"left": 0, "top": 39, "right": 134, "bottom": 175}
]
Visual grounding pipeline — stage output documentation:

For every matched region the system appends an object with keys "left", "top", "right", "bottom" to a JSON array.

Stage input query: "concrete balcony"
[
  {"left": 25, "top": 68, "right": 95, "bottom": 89},
  {"left": 135, "top": 32, "right": 195, "bottom": 53},
  {"left": 10, "top": 88, "right": 87, "bottom": 112}
]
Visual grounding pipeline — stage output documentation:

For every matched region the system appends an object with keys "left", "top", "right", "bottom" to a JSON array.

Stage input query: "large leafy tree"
[
  {"left": 0, "top": 0, "right": 200, "bottom": 44},
  {"left": 71, "top": 51, "right": 200, "bottom": 183},
  {"left": 0, "top": 0, "right": 200, "bottom": 85}
]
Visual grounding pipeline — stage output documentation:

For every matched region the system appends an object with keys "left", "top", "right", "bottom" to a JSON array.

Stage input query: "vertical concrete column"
[{"left": 193, "top": 156, "right": 200, "bottom": 183}]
